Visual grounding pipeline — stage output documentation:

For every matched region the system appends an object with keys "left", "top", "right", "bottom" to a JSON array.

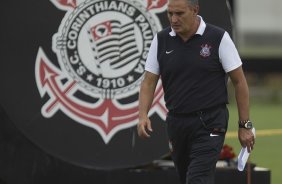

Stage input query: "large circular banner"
[{"left": 0, "top": 0, "right": 232, "bottom": 169}]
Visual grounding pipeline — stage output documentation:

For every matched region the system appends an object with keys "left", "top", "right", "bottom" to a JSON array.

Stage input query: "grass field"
[{"left": 225, "top": 103, "right": 282, "bottom": 184}]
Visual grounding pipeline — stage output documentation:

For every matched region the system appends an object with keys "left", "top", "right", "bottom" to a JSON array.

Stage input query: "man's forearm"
[
  {"left": 138, "top": 72, "right": 159, "bottom": 119},
  {"left": 234, "top": 77, "right": 250, "bottom": 121},
  {"left": 229, "top": 67, "right": 250, "bottom": 121},
  {"left": 139, "top": 82, "right": 155, "bottom": 118}
]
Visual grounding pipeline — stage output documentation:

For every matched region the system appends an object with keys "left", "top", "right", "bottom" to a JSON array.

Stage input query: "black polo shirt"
[{"left": 145, "top": 17, "right": 242, "bottom": 114}]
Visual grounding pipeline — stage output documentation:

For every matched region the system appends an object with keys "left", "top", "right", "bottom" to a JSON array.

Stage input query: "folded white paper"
[{"left": 237, "top": 127, "right": 256, "bottom": 171}]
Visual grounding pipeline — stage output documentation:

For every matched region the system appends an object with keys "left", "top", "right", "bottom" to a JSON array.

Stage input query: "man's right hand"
[{"left": 137, "top": 117, "right": 153, "bottom": 138}]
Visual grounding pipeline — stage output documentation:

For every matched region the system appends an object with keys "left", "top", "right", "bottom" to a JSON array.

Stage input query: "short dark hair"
[{"left": 187, "top": 0, "right": 199, "bottom": 6}]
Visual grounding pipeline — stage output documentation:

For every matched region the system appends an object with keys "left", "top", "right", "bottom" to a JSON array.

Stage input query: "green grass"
[
  {"left": 239, "top": 46, "right": 282, "bottom": 59},
  {"left": 225, "top": 103, "right": 282, "bottom": 184}
]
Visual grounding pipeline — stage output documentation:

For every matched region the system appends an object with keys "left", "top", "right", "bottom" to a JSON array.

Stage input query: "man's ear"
[{"left": 193, "top": 5, "right": 200, "bottom": 15}]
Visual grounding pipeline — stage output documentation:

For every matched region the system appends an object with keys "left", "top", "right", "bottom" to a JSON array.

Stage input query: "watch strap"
[{"left": 238, "top": 120, "right": 252, "bottom": 129}]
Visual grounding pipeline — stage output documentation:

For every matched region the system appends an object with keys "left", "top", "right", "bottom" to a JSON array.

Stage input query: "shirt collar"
[{"left": 169, "top": 15, "right": 206, "bottom": 37}]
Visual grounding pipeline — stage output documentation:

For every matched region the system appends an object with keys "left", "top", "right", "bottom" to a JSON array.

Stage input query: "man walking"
[{"left": 137, "top": 0, "right": 255, "bottom": 183}]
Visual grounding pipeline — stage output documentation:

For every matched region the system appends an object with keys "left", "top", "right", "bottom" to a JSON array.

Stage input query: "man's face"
[{"left": 167, "top": 0, "right": 199, "bottom": 36}]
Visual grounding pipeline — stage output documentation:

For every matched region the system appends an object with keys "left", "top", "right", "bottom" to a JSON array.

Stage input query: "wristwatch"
[{"left": 238, "top": 120, "right": 253, "bottom": 129}]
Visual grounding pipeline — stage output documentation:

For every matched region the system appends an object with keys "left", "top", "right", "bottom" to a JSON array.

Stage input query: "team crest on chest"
[{"left": 200, "top": 44, "right": 212, "bottom": 58}]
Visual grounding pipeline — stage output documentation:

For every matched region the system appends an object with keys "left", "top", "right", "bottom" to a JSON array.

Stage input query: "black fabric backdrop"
[{"left": 0, "top": 0, "right": 233, "bottom": 183}]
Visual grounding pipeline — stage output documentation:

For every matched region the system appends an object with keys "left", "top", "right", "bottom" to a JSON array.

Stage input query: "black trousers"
[{"left": 166, "top": 105, "right": 229, "bottom": 184}]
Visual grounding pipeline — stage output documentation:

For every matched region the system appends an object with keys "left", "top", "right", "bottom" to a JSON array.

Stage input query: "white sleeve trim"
[
  {"left": 219, "top": 32, "right": 242, "bottom": 73},
  {"left": 144, "top": 35, "right": 160, "bottom": 75}
]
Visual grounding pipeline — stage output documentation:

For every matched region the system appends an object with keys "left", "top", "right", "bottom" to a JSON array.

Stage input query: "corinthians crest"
[{"left": 35, "top": 0, "right": 167, "bottom": 143}]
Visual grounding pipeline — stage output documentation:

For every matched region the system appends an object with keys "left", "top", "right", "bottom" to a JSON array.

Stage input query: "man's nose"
[{"left": 171, "top": 14, "right": 178, "bottom": 23}]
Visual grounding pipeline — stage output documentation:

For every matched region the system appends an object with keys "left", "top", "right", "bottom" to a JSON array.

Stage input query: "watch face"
[{"left": 245, "top": 121, "right": 253, "bottom": 129}]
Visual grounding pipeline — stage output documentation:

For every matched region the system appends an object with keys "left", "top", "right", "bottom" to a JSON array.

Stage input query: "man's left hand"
[{"left": 238, "top": 128, "right": 255, "bottom": 153}]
